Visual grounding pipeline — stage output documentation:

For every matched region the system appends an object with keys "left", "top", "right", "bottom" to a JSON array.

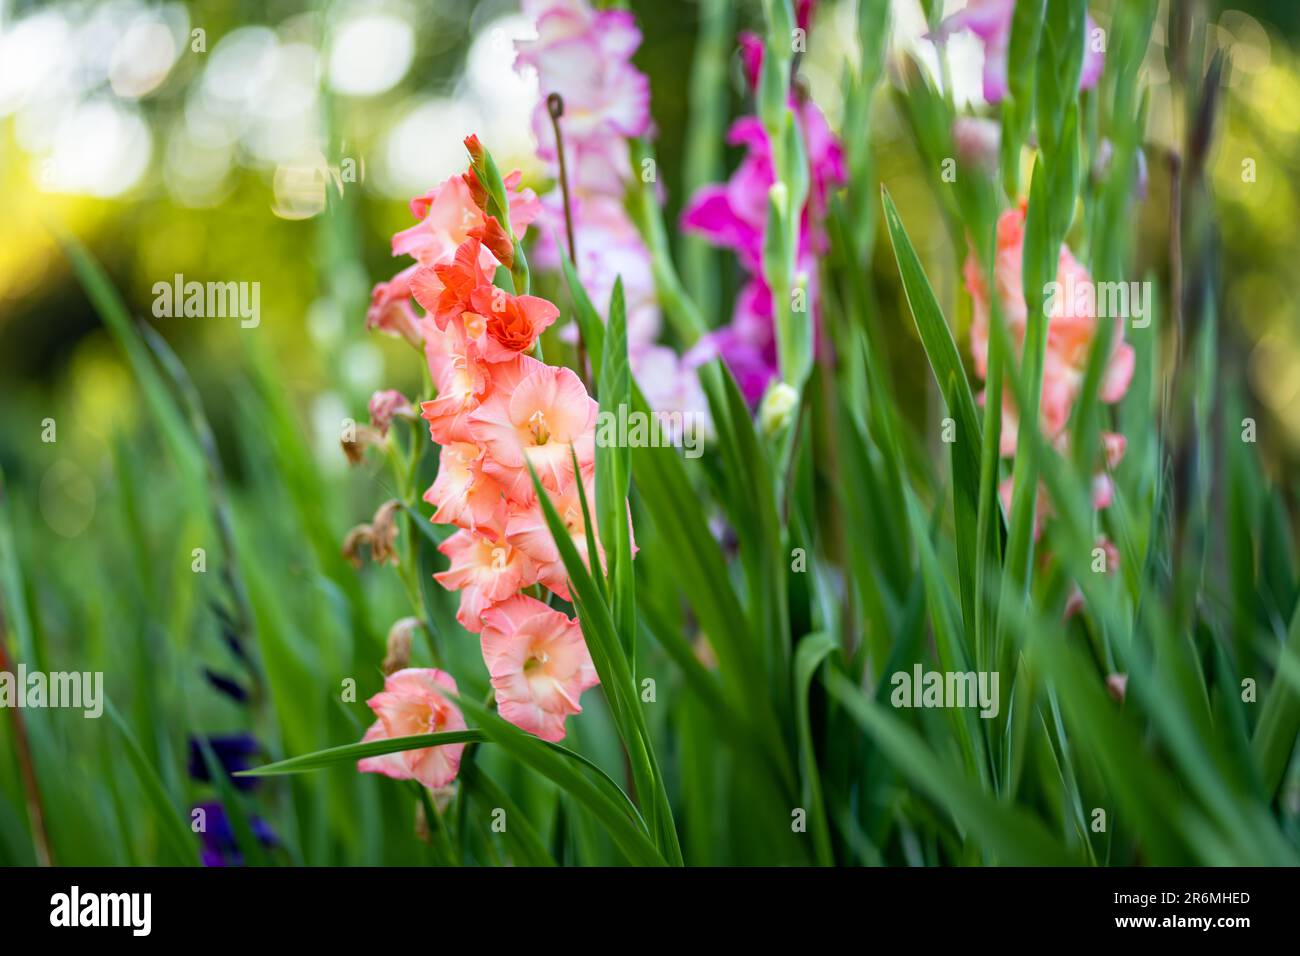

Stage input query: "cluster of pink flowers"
[
  {"left": 358, "top": 137, "right": 615, "bottom": 791},
  {"left": 681, "top": 20, "right": 846, "bottom": 404},
  {"left": 962, "top": 202, "right": 1133, "bottom": 571},
  {"left": 515, "top": 0, "right": 706, "bottom": 422}
]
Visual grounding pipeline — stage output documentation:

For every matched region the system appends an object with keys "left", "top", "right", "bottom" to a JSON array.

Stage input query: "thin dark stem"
[
  {"left": 0, "top": 631, "right": 52, "bottom": 865},
  {"left": 547, "top": 92, "right": 590, "bottom": 389}
]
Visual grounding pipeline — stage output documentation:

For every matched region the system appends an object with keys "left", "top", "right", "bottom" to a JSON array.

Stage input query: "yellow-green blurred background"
[{"left": 1, "top": 0, "right": 1297, "bottom": 518}]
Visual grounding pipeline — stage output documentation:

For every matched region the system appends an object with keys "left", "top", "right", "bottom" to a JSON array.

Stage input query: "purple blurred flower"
[
  {"left": 188, "top": 734, "right": 261, "bottom": 792},
  {"left": 193, "top": 801, "right": 277, "bottom": 867}
]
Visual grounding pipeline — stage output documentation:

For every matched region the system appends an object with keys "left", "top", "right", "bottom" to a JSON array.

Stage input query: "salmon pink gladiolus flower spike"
[
  {"left": 963, "top": 202, "right": 1134, "bottom": 458},
  {"left": 361, "top": 131, "right": 619, "bottom": 756},
  {"left": 964, "top": 202, "right": 1134, "bottom": 541}
]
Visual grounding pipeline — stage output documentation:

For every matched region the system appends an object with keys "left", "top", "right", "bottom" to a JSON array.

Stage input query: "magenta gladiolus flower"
[{"left": 681, "top": 36, "right": 845, "bottom": 405}]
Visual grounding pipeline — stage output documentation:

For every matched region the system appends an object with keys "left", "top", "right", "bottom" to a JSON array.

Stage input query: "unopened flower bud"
[
  {"left": 368, "top": 390, "right": 414, "bottom": 438},
  {"left": 759, "top": 382, "right": 799, "bottom": 437},
  {"left": 952, "top": 116, "right": 1000, "bottom": 173},
  {"left": 768, "top": 181, "right": 789, "bottom": 214},
  {"left": 1106, "top": 673, "right": 1128, "bottom": 703}
]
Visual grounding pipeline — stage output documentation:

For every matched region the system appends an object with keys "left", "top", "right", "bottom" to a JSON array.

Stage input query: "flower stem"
[{"left": 547, "top": 92, "right": 590, "bottom": 388}]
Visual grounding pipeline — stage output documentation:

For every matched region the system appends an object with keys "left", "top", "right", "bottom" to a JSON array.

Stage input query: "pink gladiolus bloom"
[
  {"left": 357, "top": 668, "right": 467, "bottom": 789},
  {"left": 466, "top": 285, "right": 560, "bottom": 362},
  {"left": 933, "top": 0, "right": 1104, "bottom": 105},
  {"left": 479, "top": 594, "right": 599, "bottom": 741},
  {"left": 411, "top": 238, "right": 492, "bottom": 332},
  {"left": 630, "top": 344, "right": 713, "bottom": 440},
  {"left": 424, "top": 441, "right": 508, "bottom": 537},
  {"left": 505, "top": 468, "right": 607, "bottom": 601},
  {"left": 421, "top": 320, "right": 493, "bottom": 445},
  {"left": 434, "top": 530, "right": 539, "bottom": 634},
  {"left": 469, "top": 364, "right": 597, "bottom": 501},
  {"left": 417, "top": 240, "right": 557, "bottom": 361},
  {"left": 392, "top": 174, "right": 486, "bottom": 268},
  {"left": 516, "top": 1, "right": 651, "bottom": 162},
  {"left": 395, "top": 172, "right": 540, "bottom": 271},
  {"left": 685, "top": 278, "right": 780, "bottom": 405},
  {"left": 365, "top": 265, "right": 423, "bottom": 347},
  {"left": 532, "top": 193, "right": 661, "bottom": 348}
]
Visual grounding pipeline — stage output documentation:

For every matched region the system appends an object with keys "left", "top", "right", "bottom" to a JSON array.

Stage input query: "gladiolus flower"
[
  {"left": 466, "top": 285, "right": 559, "bottom": 362},
  {"left": 411, "top": 238, "right": 493, "bottom": 332},
  {"left": 963, "top": 202, "right": 1135, "bottom": 457},
  {"left": 515, "top": 2, "right": 651, "bottom": 159},
  {"left": 424, "top": 441, "right": 509, "bottom": 537},
  {"left": 505, "top": 468, "right": 610, "bottom": 600},
  {"left": 392, "top": 174, "right": 487, "bottom": 268},
  {"left": 479, "top": 594, "right": 599, "bottom": 742},
  {"left": 434, "top": 529, "right": 539, "bottom": 633},
  {"left": 358, "top": 669, "right": 467, "bottom": 790},
  {"left": 394, "top": 172, "right": 539, "bottom": 271},
  {"left": 421, "top": 320, "right": 494, "bottom": 445},
  {"left": 933, "top": 0, "right": 1104, "bottom": 105},
  {"left": 681, "top": 37, "right": 844, "bottom": 408},
  {"left": 365, "top": 265, "right": 423, "bottom": 348},
  {"left": 469, "top": 364, "right": 597, "bottom": 500}
]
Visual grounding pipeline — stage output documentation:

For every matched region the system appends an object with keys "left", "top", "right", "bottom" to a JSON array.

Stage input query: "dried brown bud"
[
  {"left": 341, "top": 524, "right": 374, "bottom": 568},
  {"left": 341, "top": 423, "right": 384, "bottom": 466},
  {"left": 369, "top": 499, "right": 402, "bottom": 566},
  {"left": 382, "top": 617, "right": 420, "bottom": 675}
]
